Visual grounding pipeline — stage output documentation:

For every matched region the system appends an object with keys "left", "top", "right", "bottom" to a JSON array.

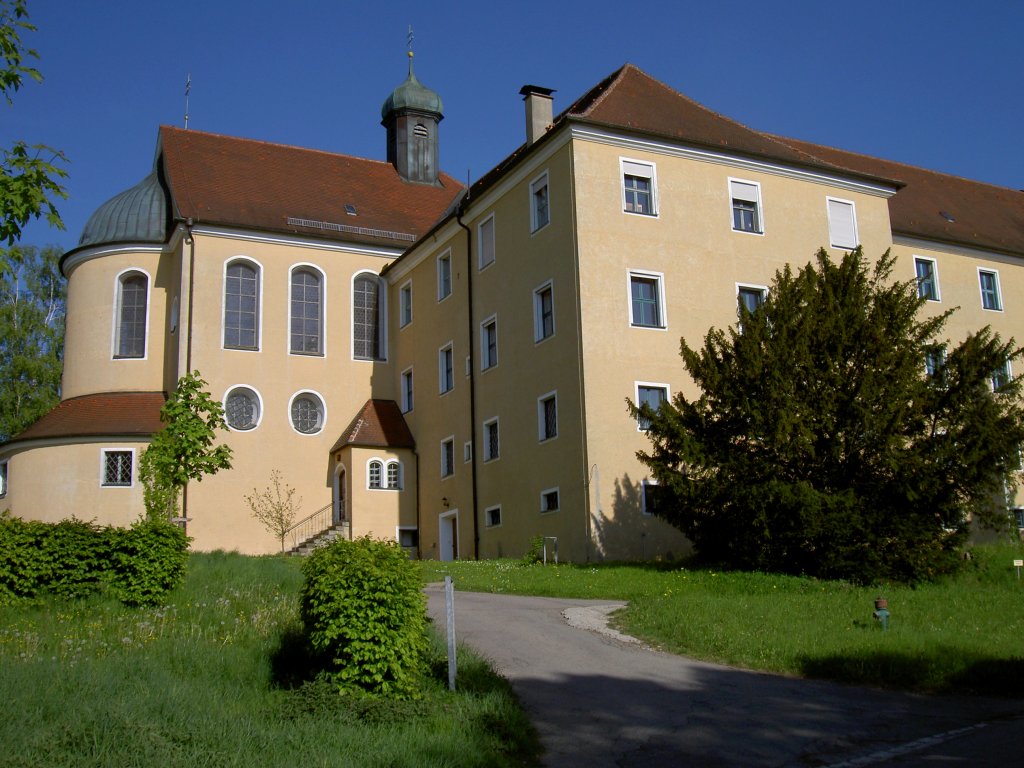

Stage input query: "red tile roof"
[
  {"left": 331, "top": 399, "right": 415, "bottom": 452},
  {"left": 776, "top": 137, "right": 1024, "bottom": 258},
  {"left": 159, "top": 127, "right": 464, "bottom": 249},
  {"left": 6, "top": 392, "right": 166, "bottom": 445}
]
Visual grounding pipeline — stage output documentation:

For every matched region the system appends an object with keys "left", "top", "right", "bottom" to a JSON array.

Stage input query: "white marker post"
[
  {"left": 1014, "top": 559, "right": 1022, "bottom": 580},
  {"left": 445, "top": 575, "right": 457, "bottom": 690}
]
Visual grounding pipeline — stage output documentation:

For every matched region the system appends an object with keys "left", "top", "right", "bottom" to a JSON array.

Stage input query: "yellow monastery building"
[{"left": 2, "top": 63, "right": 1022, "bottom": 560}]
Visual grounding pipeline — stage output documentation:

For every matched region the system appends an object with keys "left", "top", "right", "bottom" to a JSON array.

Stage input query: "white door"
[{"left": 438, "top": 510, "right": 458, "bottom": 561}]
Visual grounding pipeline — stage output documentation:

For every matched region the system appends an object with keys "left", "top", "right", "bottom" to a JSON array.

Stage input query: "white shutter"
[
  {"left": 730, "top": 180, "right": 759, "bottom": 203},
  {"left": 827, "top": 198, "right": 858, "bottom": 249}
]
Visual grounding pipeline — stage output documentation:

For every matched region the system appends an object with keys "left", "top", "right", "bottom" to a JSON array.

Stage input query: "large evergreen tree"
[
  {"left": 634, "top": 248, "right": 1024, "bottom": 583},
  {"left": 0, "top": 244, "right": 64, "bottom": 441}
]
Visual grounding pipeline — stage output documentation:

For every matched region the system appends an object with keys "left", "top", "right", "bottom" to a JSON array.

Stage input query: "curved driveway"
[{"left": 425, "top": 585, "right": 1023, "bottom": 767}]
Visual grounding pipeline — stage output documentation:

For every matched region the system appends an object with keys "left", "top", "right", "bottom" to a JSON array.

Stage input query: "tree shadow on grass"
[{"left": 797, "top": 649, "right": 1024, "bottom": 697}]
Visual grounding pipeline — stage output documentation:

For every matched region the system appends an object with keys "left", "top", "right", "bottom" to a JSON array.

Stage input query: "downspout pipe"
[
  {"left": 181, "top": 218, "right": 196, "bottom": 531},
  {"left": 455, "top": 195, "right": 481, "bottom": 560}
]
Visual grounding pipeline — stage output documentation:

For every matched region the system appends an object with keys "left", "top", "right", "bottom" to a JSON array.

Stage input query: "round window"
[
  {"left": 225, "top": 387, "right": 260, "bottom": 430},
  {"left": 291, "top": 394, "right": 324, "bottom": 434}
]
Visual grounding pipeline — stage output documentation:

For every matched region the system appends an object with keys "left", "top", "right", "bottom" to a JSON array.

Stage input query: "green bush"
[
  {"left": 107, "top": 520, "right": 190, "bottom": 606},
  {"left": 299, "top": 536, "right": 428, "bottom": 699},
  {"left": 0, "top": 514, "right": 188, "bottom": 606}
]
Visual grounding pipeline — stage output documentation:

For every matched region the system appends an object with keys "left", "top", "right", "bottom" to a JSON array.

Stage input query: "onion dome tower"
[
  {"left": 381, "top": 51, "right": 443, "bottom": 185},
  {"left": 78, "top": 169, "right": 169, "bottom": 248}
]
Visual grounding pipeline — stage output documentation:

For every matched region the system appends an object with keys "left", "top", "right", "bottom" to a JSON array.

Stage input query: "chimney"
[{"left": 519, "top": 85, "right": 555, "bottom": 145}]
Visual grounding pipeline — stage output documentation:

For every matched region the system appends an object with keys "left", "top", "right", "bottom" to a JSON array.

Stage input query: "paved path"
[{"left": 425, "top": 585, "right": 1023, "bottom": 767}]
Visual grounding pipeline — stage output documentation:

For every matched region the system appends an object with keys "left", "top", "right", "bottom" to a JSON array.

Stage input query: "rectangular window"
[
  {"left": 0, "top": 460, "right": 7, "bottom": 498},
  {"left": 737, "top": 285, "right": 767, "bottom": 316},
  {"left": 534, "top": 281, "right": 555, "bottom": 342},
  {"left": 629, "top": 272, "right": 665, "bottom": 328},
  {"left": 437, "top": 251, "right": 452, "bottom": 301},
  {"left": 478, "top": 215, "right": 496, "bottom": 269},
  {"left": 401, "top": 368, "right": 414, "bottom": 413},
  {"left": 642, "top": 480, "right": 668, "bottom": 517},
  {"left": 481, "top": 316, "right": 498, "bottom": 370},
  {"left": 827, "top": 197, "right": 858, "bottom": 249},
  {"left": 224, "top": 261, "right": 259, "bottom": 349},
  {"left": 729, "top": 179, "right": 762, "bottom": 234},
  {"left": 540, "top": 488, "right": 560, "bottom": 514},
  {"left": 636, "top": 384, "right": 668, "bottom": 431},
  {"left": 439, "top": 343, "right": 454, "bottom": 394},
  {"left": 464, "top": 441, "right": 473, "bottom": 463},
  {"left": 398, "top": 527, "right": 419, "bottom": 549},
  {"left": 992, "top": 360, "right": 1012, "bottom": 392},
  {"left": 102, "top": 450, "right": 133, "bottom": 487},
  {"left": 484, "top": 418, "right": 499, "bottom": 462},
  {"left": 621, "top": 159, "right": 656, "bottom": 215},
  {"left": 485, "top": 506, "right": 502, "bottom": 528},
  {"left": 979, "top": 269, "right": 1002, "bottom": 311},
  {"left": 924, "top": 348, "right": 946, "bottom": 381},
  {"left": 914, "top": 258, "right": 939, "bottom": 301},
  {"left": 538, "top": 391, "right": 558, "bottom": 442},
  {"left": 441, "top": 438, "right": 455, "bottom": 478},
  {"left": 1014, "top": 508, "right": 1024, "bottom": 529},
  {"left": 399, "top": 281, "right": 413, "bottom": 327},
  {"left": 530, "top": 172, "right": 550, "bottom": 232}
]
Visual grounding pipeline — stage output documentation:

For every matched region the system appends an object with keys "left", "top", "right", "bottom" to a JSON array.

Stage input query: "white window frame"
[
  {"left": 401, "top": 367, "right": 414, "bottom": 413},
  {"left": 484, "top": 505, "right": 502, "bottom": 528},
  {"left": 288, "top": 263, "right": 327, "bottom": 357},
  {"left": 223, "top": 384, "right": 263, "bottom": 432},
  {"left": 540, "top": 487, "right": 560, "bottom": 514},
  {"left": 111, "top": 268, "right": 151, "bottom": 360},
  {"left": 222, "top": 257, "right": 263, "bottom": 351},
  {"left": 463, "top": 441, "right": 473, "bottom": 463},
  {"left": 978, "top": 268, "right": 1003, "bottom": 311},
  {"left": 620, "top": 158, "right": 658, "bottom": 216},
  {"left": 352, "top": 271, "right": 386, "bottom": 362},
  {"left": 478, "top": 214, "right": 496, "bottom": 270},
  {"left": 635, "top": 382, "right": 670, "bottom": 431},
  {"left": 826, "top": 197, "right": 859, "bottom": 250},
  {"left": 736, "top": 283, "right": 769, "bottom": 321},
  {"left": 399, "top": 280, "right": 413, "bottom": 328},
  {"left": 397, "top": 526, "right": 419, "bottom": 550},
  {"left": 100, "top": 448, "right": 135, "bottom": 488},
  {"left": 628, "top": 270, "right": 667, "bottom": 329},
  {"left": 538, "top": 390, "right": 558, "bottom": 443},
  {"left": 533, "top": 280, "right": 555, "bottom": 343},
  {"left": 385, "top": 459, "right": 403, "bottom": 490},
  {"left": 728, "top": 178, "right": 763, "bottom": 235},
  {"left": 480, "top": 315, "right": 498, "bottom": 371},
  {"left": 483, "top": 417, "right": 500, "bottom": 462},
  {"left": 530, "top": 171, "right": 550, "bottom": 232},
  {"left": 367, "top": 459, "right": 384, "bottom": 490},
  {"left": 288, "top": 390, "right": 327, "bottom": 436},
  {"left": 914, "top": 257, "right": 941, "bottom": 302},
  {"left": 924, "top": 347, "right": 947, "bottom": 380},
  {"left": 991, "top": 359, "right": 1012, "bottom": 392},
  {"left": 440, "top": 436, "right": 455, "bottom": 478},
  {"left": 439, "top": 342, "right": 454, "bottom": 394},
  {"left": 641, "top": 479, "right": 660, "bottom": 516},
  {"left": 437, "top": 250, "right": 453, "bottom": 302}
]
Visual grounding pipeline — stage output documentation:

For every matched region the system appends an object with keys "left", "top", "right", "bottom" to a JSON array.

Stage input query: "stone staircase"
[{"left": 287, "top": 523, "right": 350, "bottom": 556}]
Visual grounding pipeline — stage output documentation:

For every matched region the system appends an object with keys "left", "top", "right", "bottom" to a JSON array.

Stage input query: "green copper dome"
[
  {"left": 381, "top": 55, "right": 443, "bottom": 119},
  {"left": 78, "top": 170, "right": 168, "bottom": 248}
]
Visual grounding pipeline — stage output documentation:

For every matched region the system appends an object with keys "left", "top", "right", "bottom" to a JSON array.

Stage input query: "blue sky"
[{"left": 5, "top": 0, "right": 1023, "bottom": 253}]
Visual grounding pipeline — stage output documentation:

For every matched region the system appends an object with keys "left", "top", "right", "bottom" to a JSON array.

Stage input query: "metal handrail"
[{"left": 284, "top": 501, "right": 336, "bottom": 550}]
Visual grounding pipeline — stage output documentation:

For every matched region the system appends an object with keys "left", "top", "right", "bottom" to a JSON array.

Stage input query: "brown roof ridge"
[
  {"left": 3, "top": 391, "right": 167, "bottom": 448},
  {"left": 331, "top": 399, "right": 415, "bottom": 452},
  {"left": 158, "top": 125, "right": 401, "bottom": 170},
  {"left": 773, "top": 133, "right": 1022, "bottom": 194}
]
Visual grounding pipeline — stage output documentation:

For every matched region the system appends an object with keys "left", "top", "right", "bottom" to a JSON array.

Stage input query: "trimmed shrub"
[
  {"left": 0, "top": 514, "right": 189, "bottom": 606},
  {"left": 299, "top": 536, "right": 428, "bottom": 699},
  {"left": 107, "top": 520, "right": 190, "bottom": 606}
]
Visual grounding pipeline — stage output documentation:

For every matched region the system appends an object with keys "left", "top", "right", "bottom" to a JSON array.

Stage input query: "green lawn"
[
  {"left": 421, "top": 543, "right": 1024, "bottom": 696},
  {"left": 0, "top": 552, "right": 539, "bottom": 768}
]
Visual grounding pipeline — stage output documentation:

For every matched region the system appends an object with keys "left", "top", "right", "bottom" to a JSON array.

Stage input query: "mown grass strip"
[{"left": 421, "top": 543, "right": 1024, "bottom": 696}]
